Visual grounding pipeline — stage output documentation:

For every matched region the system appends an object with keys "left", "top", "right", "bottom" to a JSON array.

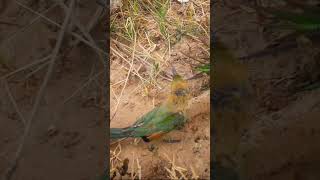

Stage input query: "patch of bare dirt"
[
  {"left": 215, "top": 1, "right": 320, "bottom": 179},
  {"left": 110, "top": 52, "right": 210, "bottom": 179},
  {"left": 110, "top": 0, "right": 210, "bottom": 178},
  {"left": 0, "top": 1, "right": 106, "bottom": 179}
]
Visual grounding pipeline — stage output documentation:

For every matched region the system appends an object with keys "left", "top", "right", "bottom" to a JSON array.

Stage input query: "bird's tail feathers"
[{"left": 110, "top": 128, "right": 133, "bottom": 139}]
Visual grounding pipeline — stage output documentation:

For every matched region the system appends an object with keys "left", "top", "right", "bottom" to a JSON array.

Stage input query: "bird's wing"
[
  {"left": 131, "top": 108, "right": 186, "bottom": 137},
  {"left": 131, "top": 106, "right": 161, "bottom": 128},
  {"left": 151, "top": 111, "right": 186, "bottom": 132}
]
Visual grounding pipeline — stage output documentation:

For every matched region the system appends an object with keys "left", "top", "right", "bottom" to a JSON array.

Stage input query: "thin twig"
[{"left": 2, "top": 1, "right": 75, "bottom": 179}]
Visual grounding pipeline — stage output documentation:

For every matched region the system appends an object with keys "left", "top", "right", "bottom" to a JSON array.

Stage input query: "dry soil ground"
[
  {"left": 215, "top": 1, "right": 320, "bottom": 180},
  {"left": 109, "top": 0, "right": 210, "bottom": 179},
  {"left": 0, "top": 1, "right": 106, "bottom": 179}
]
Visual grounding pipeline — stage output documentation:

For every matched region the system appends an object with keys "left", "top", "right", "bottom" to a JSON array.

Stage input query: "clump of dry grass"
[
  {"left": 110, "top": 143, "right": 123, "bottom": 176},
  {"left": 110, "top": 143, "right": 142, "bottom": 180},
  {"left": 110, "top": 146, "right": 201, "bottom": 180},
  {"left": 161, "top": 151, "right": 200, "bottom": 180},
  {"left": 110, "top": 0, "right": 210, "bottom": 119}
]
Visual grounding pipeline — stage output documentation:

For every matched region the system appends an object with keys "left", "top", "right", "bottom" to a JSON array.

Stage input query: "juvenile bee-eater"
[{"left": 110, "top": 67, "right": 189, "bottom": 142}]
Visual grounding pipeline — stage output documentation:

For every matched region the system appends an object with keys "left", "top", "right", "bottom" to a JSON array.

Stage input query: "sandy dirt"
[
  {"left": 215, "top": 1, "right": 320, "bottom": 180},
  {"left": 4, "top": 0, "right": 320, "bottom": 180},
  {"left": 109, "top": 1, "right": 211, "bottom": 179},
  {"left": 110, "top": 86, "right": 210, "bottom": 179},
  {"left": 0, "top": 1, "right": 106, "bottom": 180},
  {"left": 110, "top": 43, "right": 210, "bottom": 179}
]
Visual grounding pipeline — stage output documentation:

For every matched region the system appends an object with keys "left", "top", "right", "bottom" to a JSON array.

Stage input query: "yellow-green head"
[{"left": 166, "top": 67, "right": 190, "bottom": 112}]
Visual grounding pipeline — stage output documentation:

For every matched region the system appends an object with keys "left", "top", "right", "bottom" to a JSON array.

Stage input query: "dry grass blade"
[
  {"left": 0, "top": 3, "right": 58, "bottom": 46},
  {"left": 2, "top": 1, "right": 75, "bottom": 179},
  {"left": 110, "top": 46, "right": 150, "bottom": 85},
  {"left": 62, "top": 71, "right": 103, "bottom": 105},
  {"left": 111, "top": 86, "right": 120, "bottom": 102},
  {"left": 110, "top": 44, "right": 163, "bottom": 91},
  {"left": 0, "top": 21, "right": 21, "bottom": 27},
  {"left": 3, "top": 80, "right": 26, "bottom": 126},
  {"left": 71, "top": 6, "right": 104, "bottom": 47},
  {"left": 131, "top": 152, "right": 136, "bottom": 180},
  {"left": 14, "top": 0, "right": 108, "bottom": 57},
  {"left": 56, "top": 0, "right": 105, "bottom": 65},
  {"left": 111, "top": 35, "right": 137, "bottom": 120},
  {"left": 46, "top": 0, "right": 106, "bottom": 108},
  {"left": 190, "top": 165, "right": 199, "bottom": 180},
  {"left": 111, "top": 143, "right": 122, "bottom": 162},
  {"left": 136, "top": 156, "right": 142, "bottom": 180},
  {"left": 20, "top": 61, "right": 51, "bottom": 81},
  {"left": 162, "top": 152, "right": 188, "bottom": 180},
  {"left": 180, "top": 50, "right": 207, "bottom": 64},
  {"left": 110, "top": 143, "right": 123, "bottom": 176},
  {"left": 110, "top": 137, "right": 127, "bottom": 145},
  {"left": 0, "top": 55, "right": 51, "bottom": 80},
  {"left": 128, "top": 152, "right": 141, "bottom": 180},
  {"left": 112, "top": 40, "right": 153, "bottom": 66}
]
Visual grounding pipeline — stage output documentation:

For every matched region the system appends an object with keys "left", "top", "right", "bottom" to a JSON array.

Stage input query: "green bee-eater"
[{"left": 110, "top": 67, "right": 190, "bottom": 142}]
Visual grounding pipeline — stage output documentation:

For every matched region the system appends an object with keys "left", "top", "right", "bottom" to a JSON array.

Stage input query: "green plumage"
[{"left": 110, "top": 104, "right": 186, "bottom": 141}]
